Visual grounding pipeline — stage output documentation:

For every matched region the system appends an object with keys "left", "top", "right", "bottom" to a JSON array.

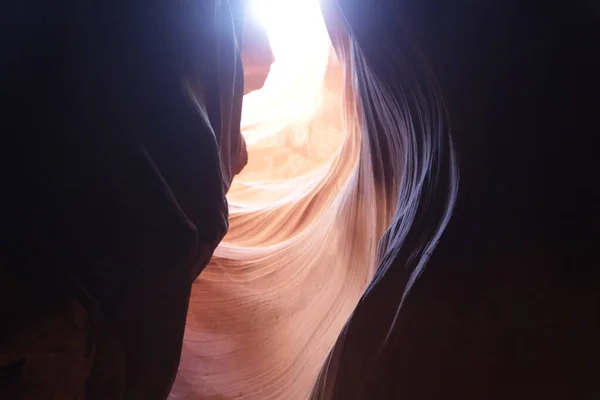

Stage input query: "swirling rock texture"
[
  {"left": 172, "top": 2, "right": 387, "bottom": 398},
  {"left": 308, "top": 2, "right": 599, "bottom": 399},
  {"left": 172, "top": 0, "right": 458, "bottom": 398},
  {"left": 1, "top": 0, "right": 598, "bottom": 399},
  {"left": 174, "top": 0, "right": 599, "bottom": 399}
]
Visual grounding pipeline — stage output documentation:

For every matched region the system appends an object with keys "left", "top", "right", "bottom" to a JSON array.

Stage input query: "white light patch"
[{"left": 250, "top": 0, "right": 328, "bottom": 63}]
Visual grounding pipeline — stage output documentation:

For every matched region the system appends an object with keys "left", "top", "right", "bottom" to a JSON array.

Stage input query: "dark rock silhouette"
[{"left": 1, "top": 1, "right": 246, "bottom": 398}]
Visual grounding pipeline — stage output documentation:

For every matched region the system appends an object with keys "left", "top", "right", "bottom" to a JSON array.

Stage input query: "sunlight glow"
[{"left": 250, "top": 0, "right": 328, "bottom": 62}]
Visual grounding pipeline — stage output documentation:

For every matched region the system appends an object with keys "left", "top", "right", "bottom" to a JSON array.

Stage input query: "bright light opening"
[
  {"left": 239, "top": 0, "right": 334, "bottom": 167},
  {"left": 250, "top": 0, "right": 328, "bottom": 63}
]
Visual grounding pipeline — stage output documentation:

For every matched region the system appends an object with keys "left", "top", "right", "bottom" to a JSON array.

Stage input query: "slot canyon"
[
  {"left": 172, "top": 0, "right": 451, "bottom": 397},
  {"left": 1, "top": 0, "right": 598, "bottom": 399}
]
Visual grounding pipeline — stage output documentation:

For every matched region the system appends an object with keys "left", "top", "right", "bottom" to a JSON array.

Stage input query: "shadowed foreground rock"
[{"left": 1, "top": 1, "right": 247, "bottom": 398}]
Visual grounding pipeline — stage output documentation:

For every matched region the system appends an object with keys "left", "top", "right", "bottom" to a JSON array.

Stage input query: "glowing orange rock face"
[{"left": 170, "top": 1, "right": 386, "bottom": 398}]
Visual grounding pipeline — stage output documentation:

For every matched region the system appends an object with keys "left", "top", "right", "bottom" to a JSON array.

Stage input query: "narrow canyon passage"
[
  {"left": 2, "top": 1, "right": 597, "bottom": 399},
  {"left": 171, "top": 1, "right": 391, "bottom": 398}
]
